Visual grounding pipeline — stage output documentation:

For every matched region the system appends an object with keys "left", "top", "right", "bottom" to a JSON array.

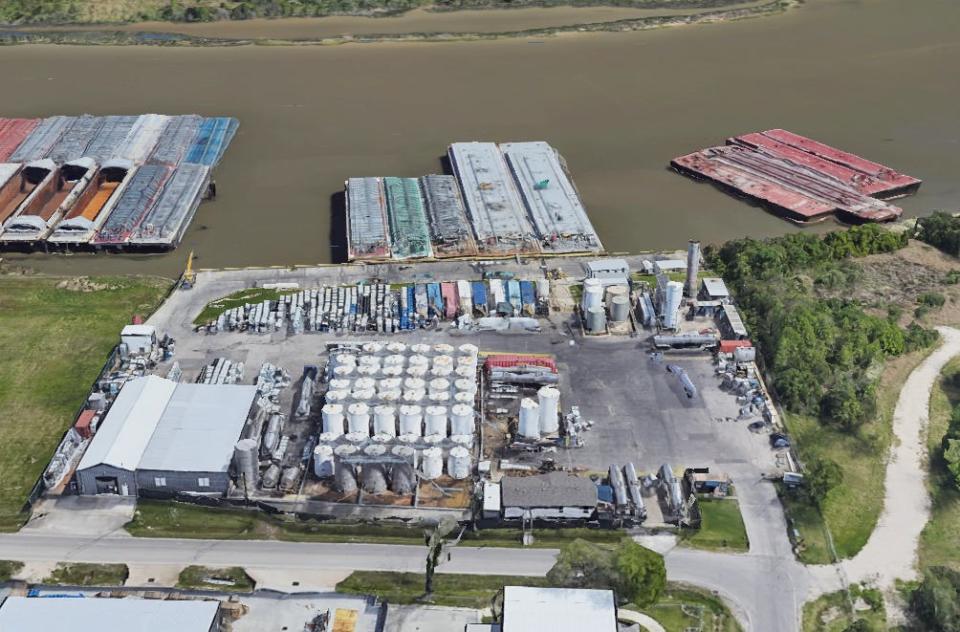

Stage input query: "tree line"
[{"left": 916, "top": 212, "right": 960, "bottom": 258}]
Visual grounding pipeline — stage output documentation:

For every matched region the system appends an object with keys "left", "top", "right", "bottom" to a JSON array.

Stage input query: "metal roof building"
[
  {"left": 499, "top": 472, "right": 597, "bottom": 520},
  {"left": 700, "top": 277, "right": 730, "bottom": 301},
  {"left": 448, "top": 142, "right": 537, "bottom": 255},
  {"left": 0, "top": 596, "right": 220, "bottom": 632},
  {"left": 76, "top": 375, "right": 257, "bottom": 496},
  {"left": 500, "top": 142, "right": 602, "bottom": 254},
  {"left": 501, "top": 586, "right": 617, "bottom": 632}
]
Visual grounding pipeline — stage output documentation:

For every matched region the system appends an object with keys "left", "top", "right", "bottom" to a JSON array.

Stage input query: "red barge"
[{"left": 671, "top": 129, "right": 921, "bottom": 224}]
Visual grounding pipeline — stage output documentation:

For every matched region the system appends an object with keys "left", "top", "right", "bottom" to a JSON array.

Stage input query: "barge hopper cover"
[
  {"left": 8, "top": 116, "right": 71, "bottom": 163},
  {"left": 47, "top": 116, "right": 105, "bottom": 163},
  {"left": 93, "top": 163, "right": 173, "bottom": 245},
  {"left": 345, "top": 177, "right": 391, "bottom": 261},
  {"left": 115, "top": 114, "right": 170, "bottom": 164},
  {"left": 0, "top": 118, "right": 40, "bottom": 162},
  {"left": 419, "top": 174, "right": 478, "bottom": 258},
  {"left": 383, "top": 176, "right": 433, "bottom": 260},
  {"left": 129, "top": 163, "right": 210, "bottom": 247},
  {"left": 83, "top": 115, "right": 138, "bottom": 163},
  {"left": 149, "top": 115, "right": 202, "bottom": 166}
]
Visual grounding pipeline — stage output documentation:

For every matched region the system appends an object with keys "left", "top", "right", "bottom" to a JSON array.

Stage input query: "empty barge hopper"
[
  {"left": 345, "top": 177, "right": 391, "bottom": 261},
  {"left": 500, "top": 141, "right": 603, "bottom": 255},
  {"left": 47, "top": 160, "right": 136, "bottom": 246},
  {"left": 448, "top": 142, "right": 540, "bottom": 256},
  {"left": 0, "top": 158, "right": 97, "bottom": 244},
  {"left": 0, "top": 159, "right": 58, "bottom": 226},
  {"left": 419, "top": 174, "right": 478, "bottom": 258}
]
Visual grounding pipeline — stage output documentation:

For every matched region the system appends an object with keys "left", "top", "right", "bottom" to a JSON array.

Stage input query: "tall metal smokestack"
[{"left": 685, "top": 240, "right": 701, "bottom": 298}]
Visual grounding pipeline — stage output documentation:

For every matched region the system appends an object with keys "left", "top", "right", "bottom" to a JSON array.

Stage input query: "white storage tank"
[
  {"left": 455, "top": 378, "right": 478, "bottom": 394},
  {"left": 325, "top": 389, "right": 349, "bottom": 403},
  {"left": 403, "top": 389, "right": 426, "bottom": 404},
  {"left": 333, "top": 353, "right": 357, "bottom": 366},
  {"left": 380, "top": 389, "right": 402, "bottom": 403},
  {"left": 410, "top": 343, "right": 431, "bottom": 355},
  {"left": 384, "top": 354, "right": 406, "bottom": 368},
  {"left": 582, "top": 278, "right": 603, "bottom": 311},
  {"left": 347, "top": 402, "right": 370, "bottom": 435},
  {"left": 586, "top": 306, "right": 606, "bottom": 334},
  {"left": 537, "top": 278, "right": 550, "bottom": 300},
  {"left": 361, "top": 463, "right": 388, "bottom": 494},
  {"left": 355, "top": 363, "right": 377, "bottom": 376},
  {"left": 399, "top": 405, "right": 423, "bottom": 436},
  {"left": 373, "top": 405, "right": 397, "bottom": 437},
  {"left": 430, "top": 365, "right": 453, "bottom": 378},
  {"left": 313, "top": 444, "right": 335, "bottom": 478},
  {"left": 321, "top": 403, "right": 345, "bottom": 435},
  {"left": 610, "top": 295, "right": 630, "bottom": 322},
  {"left": 663, "top": 280, "right": 684, "bottom": 330},
  {"left": 433, "top": 343, "right": 454, "bottom": 355},
  {"left": 454, "top": 391, "right": 475, "bottom": 405},
  {"left": 406, "top": 365, "right": 428, "bottom": 378},
  {"left": 420, "top": 447, "right": 443, "bottom": 480},
  {"left": 451, "top": 434, "right": 474, "bottom": 447},
  {"left": 450, "top": 404, "right": 474, "bottom": 436},
  {"left": 334, "top": 462, "right": 357, "bottom": 493},
  {"left": 363, "top": 444, "right": 386, "bottom": 458},
  {"left": 390, "top": 462, "right": 417, "bottom": 495},
  {"left": 429, "top": 391, "right": 451, "bottom": 404},
  {"left": 351, "top": 388, "right": 375, "bottom": 402},
  {"left": 386, "top": 341, "right": 407, "bottom": 354},
  {"left": 329, "top": 378, "right": 352, "bottom": 391},
  {"left": 355, "top": 377, "right": 376, "bottom": 391},
  {"left": 537, "top": 386, "right": 560, "bottom": 434},
  {"left": 424, "top": 405, "right": 448, "bottom": 436},
  {"left": 391, "top": 444, "right": 418, "bottom": 467},
  {"left": 332, "top": 364, "right": 354, "bottom": 378},
  {"left": 382, "top": 365, "right": 403, "bottom": 377},
  {"left": 433, "top": 355, "right": 453, "bottom": 369},
  {"left": 408, "top": 354, "right": 429, "bottom": 368},
  {"left": 519, "top": 398, "right": 540, "bottom": 439},
  {"left": 404, "top": 377, "right": 426, "bottom": 391},
  {"left": 358, "top": 355, "right": 381, "bottom": 367},
  {"left": 458, "top": 343, "right": 479, "bottom": 358},
  {"left": 428, "top": 378, "right": 450, "bottom": 395},
  {"left": 456, "top": 355, "right": 477, "bottom": 370},
  {"left": 233, "top": 439, "right": 259, "bottom": 487},
  {"left": 605, "top": 284, "right": 629, "bottom": 307},
  {"left": 362, "top": 341, "right": 385, "bottom": 354},
  {"left": 334, "top": 444, "right": 358, "bottom": 459},
  {"left": 446, "top": 446, "right": 472, "bottom": 480},
  {"left": 380, "top": 377, "right": 403, "bottom": 391},
  {"left": 455, "top": 365, "right": 476, "bottom": 379}
]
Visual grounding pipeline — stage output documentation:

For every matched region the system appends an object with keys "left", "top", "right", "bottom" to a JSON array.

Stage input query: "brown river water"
[{"left": 1, "top": 0, "right": 958, "bottom": 276}]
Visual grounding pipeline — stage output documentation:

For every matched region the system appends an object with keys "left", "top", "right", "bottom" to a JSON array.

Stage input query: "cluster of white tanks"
[
  {"left": 517, "top": 386, "right": 561, "bottom": 439},
  {"left": 311, "top": 341, "right": 480, "bottom": 494},
  {"left": 582, "top": 278, "right": 632, "bottom": 333}
]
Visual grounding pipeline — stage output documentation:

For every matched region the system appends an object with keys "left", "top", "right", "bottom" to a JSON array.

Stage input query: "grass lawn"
[
  {"left": 680, "top": 499, "right": 748, "bottom": 552},
  {"left": 126, "top": 500, "right": 622, "bottom": 547},
  {"left": 44, "top": 563, "right": 129, "bottom": 586},
  {"left": 802, "top": 584, "right": 885, "bottom": 632},
  {"left": 783, "top": 346, "right": 936, "bottom": 563},
  {"left": 0, "top": 274, "right": 171, "bottom": 530},
  {"left": 193, "top": 287, "right": 295, "bottom": 325},
  {"left": 633, "top": 583, "right": 742, "bottom": 632},
  {"left": 0, "top": 560, "right": 24, "bottom": 582},
  {"left": 919, "top": 357, "right": 960, "bottom": 572},
  {"left": 336, "top": 570, "right": 549, "bottom": 609},
  {"left": 177, "top": 565, "right": 255, "bottom": 592}
]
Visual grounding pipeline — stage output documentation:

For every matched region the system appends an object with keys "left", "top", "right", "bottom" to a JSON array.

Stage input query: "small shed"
[
  {"left": 120, "top": 324, "right": 157, "bottom": 355},
  {"left": 700, "top": 277, "right": 730, "bottom": 301},
  {"left": 653, "top": 259, "right": 686, "bottom": 273},
  {"left": 499, "top": 472, "right": 597, "bottom": 520}
]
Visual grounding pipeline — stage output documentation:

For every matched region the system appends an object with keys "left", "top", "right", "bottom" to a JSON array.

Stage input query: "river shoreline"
[{"left": 0, "top": 0, "right": 796, "bottom": 47}]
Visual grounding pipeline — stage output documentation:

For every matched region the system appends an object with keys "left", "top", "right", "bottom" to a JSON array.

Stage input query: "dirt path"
[{"left": 839, "top": 326, "right": 960, "bottom": 587}]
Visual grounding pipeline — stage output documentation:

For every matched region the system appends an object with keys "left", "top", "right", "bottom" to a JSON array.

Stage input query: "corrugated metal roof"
[
  {"left": 0, "top": 596, "right": 219, "bottom": 632},
  {"left": 701, "top": 277, "right": 730, "bottom": 297},
  {"left": 138, "top": 382, "right": 257, "bottom": 473},
  {"left": 78, "top": 375, "right": 176, "bottom": 472},
  {"left": 502, "top": 586, "right": 616, "bottom": 632},
  {"left": 499, "top": 472, "right": 597, "bottom": 508}
]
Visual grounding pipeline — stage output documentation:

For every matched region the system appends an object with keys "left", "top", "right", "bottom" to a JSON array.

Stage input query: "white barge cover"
[
  {"left": 8, "top": 116, "right": 71, "bottom": 162},
  {"left": 130, "top": 162, "right": 209, "bottom": 246},
  {"left": 148, "top": 115, "right": 202, "bottom": 166},
  {"left": 94, "top": 164, "right": 172, "bottom": 244},
  {"left": 115, "top": 114, "right": 170, "bottom": 164},
  {"left": 47, "top": 115, "right": 105, "bottom": 163},
  {"left": 500, "top": 141, "right": 602, "bottom": 253},
  {"left": 83, "top": 115, "right": 138, "bottom": 163},
  {"left": 448, "top": 141, "right": 535, "bottom": 247},
  {"left": 346, "top": 176, "right": 390, "bottom": 259}
]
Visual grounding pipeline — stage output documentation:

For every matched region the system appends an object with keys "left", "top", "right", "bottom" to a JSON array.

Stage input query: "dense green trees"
[
  {"left": 547, "top": 539, "right": 665, "bottom": 607},
  {"left": 917, "top": 212, "right": 960, "bottom": 257},
  {"left": 805, "top": 457, "right": 843, "bottom": 507},
  {"left": 910, "top": 566, "right": 960, "bottom": 631},
  {"left": 707, "top": 226, "right": 936, "bottom": 430}
]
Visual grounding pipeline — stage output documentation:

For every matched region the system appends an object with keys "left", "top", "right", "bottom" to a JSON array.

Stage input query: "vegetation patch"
[
  {"left": 0, "top": 274, "right": 171, "bottom": 530},
  {"left": 337, "top": 570, "right": 550, "bottom": 608},
  {"left": 680, "top": 498, "right": 748, "bottom": 552},
  {"left": 802, "top": 584, "right": 885, "bottom": 632},
  {"left": 633, "top": 583, "right": 742, "bottom": 632},
  {"left": 0, "top": 560, "right": 24, "bottom": 582},
  {"left": 177, "top": 565, "right": 255, "bottom": 592},
  {"left": 192, "top": 287, "right": 295, "bottom": 325},
  {"left": 45, "top": 563, "right": 129, "bottom": 586}
]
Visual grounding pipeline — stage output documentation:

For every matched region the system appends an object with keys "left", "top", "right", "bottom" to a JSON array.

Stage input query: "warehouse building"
[
  {"left": 75, "top": 375, "right": 258, "bottom": 496},
  {"left": 500, "top": 586, "right": 617, "bottom": 632},
  {"left": 0, "top": 596, "right": 221, "bottom": 632},
  {"left": 499, "top": 472, "right": 598, "bottom": 521}
]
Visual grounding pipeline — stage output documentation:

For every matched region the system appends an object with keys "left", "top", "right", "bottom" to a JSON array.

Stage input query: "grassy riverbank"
[{"left": 0, "top": 274, "right": 171, "bottom": 531}]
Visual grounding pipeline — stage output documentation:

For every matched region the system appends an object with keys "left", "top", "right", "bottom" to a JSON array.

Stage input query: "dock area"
[
  {"left": 0, "top": 114, "right": 237, "bottom": 251},
  {"left": 671, "top": 129, "right": 921, "bottom": 224},
  {"left": 345, "top": 141, "right": 604, "bottom": 262}
]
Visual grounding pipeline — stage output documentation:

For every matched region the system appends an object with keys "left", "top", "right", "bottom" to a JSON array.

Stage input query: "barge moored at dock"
[
  {"left": 47, "top": 160, "right": 136, "bottom": 247},
  {"left": 0, "top": 159, "right": 58, "bottom": 226},
  {"left": 671, "top": 129, "right": 921, "bottom": 224},
  {"left": 345, "top": 177, "right": 391, "bottom": 261},
  {"left": 419, "top": 174, "right": 478, "bottom": 258},
  {"left": 0, "top": 158, "right": 96, "bottom": 244}
]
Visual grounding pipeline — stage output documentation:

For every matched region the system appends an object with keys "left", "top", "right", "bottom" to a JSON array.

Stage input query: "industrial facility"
[
  {"left": 0, "top": 114, "right": 237, "bottom": 251},
  {"left": 0, "top": 596, "right": 222, "bottom": 632},
  {"left": 344, "top": 141, "right": 604, "bottom": 262},
  {"left": 471, "top": 586, "right": 618, "bottom": 632},
  {"left": 671, "top": 129, "right": 921, "bottom": 224}
]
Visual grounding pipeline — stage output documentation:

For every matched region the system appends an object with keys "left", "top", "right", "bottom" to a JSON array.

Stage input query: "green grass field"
[
  {"left": 919, "top": 357, "right": 960, "bottom": 571},
  {"left": 0, "top": 275, "right": 171, "bottom": 530},
  {"left": 801, "top": 584, "right": 885, "bottom": 632},
  {"left": 177, "top": 565, "right": 255, "bottom": 592},
  {"left": 782, "top": 347, "right": 935, "bottom": 563},
  {"left": 633, "top": 584, "right": 742, "bottom": 632},
  {"left": 45, "top": 563, "right": 129, "bottom": 586},
  {"left": 126, "top": 500, "right": 622, "bottom": 547},
  {"left": 337, "top": 570, "right": 549, "bottom": 608},
  {"left": 680, "top": 499, "right": 748, "bottom": 552}
]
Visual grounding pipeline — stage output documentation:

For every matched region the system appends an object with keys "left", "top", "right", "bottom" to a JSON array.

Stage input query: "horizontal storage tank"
[
  {"left": 537, "top": 386, "right": 560, "bottom": 434},
  {"left": 420, "top": 447, "right": 443, "bottom": 480},
  {"left": 373, "top": 405, "right": 397, "bottom": 437},
  {"left": 610, "top": 295, "right": 630, "bottom": 322},
  {"left": 321, "top": 403, "right": 345, "bottom": 436},
  {"left": 447, "top": 446, "right": 472, "bottom": 480},
  {"left": 450, "top": 404, "right": 474, "bottom": 436},
  {"left": 313, "top": 444, "right": 335, "bottom": 478},
  {"left": 347, "top": 402, "right": 370, "bottom": 435},
  {"left": 519, "top": 398, "right": 540, "bottom": 439},
  {"left": 424, "top": 405, "right": 448, "bottom": 436},
  {"left": 399, "top": 404, "right": 423, "bottom": 436}
]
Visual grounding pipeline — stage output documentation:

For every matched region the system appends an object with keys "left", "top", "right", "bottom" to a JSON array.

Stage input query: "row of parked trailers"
[
  {"left": 345, "top": 141, "right": 604, "bottom": 262},
  {"left": 200, "top": 278, "right": 549, "bottom": 334},
  {"left": 0, "top": 114, "right": 237, "bottom": 250}
]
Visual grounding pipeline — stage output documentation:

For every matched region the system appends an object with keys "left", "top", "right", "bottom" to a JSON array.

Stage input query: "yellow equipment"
[{"left": 181, "top": 251, "right": 196, "bottom": 290}]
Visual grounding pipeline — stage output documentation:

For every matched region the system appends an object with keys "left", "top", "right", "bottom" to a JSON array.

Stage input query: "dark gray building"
[
  {"left": 76, "top": 375, "right": 257, "bottom": 496},
  {"left": 500, "top": 472, "right": 598, "bottom": 521}
]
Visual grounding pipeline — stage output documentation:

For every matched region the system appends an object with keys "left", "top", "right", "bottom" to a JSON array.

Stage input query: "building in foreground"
[
  {"left": 75, "top": 375, "right": 258, "bottom": 496},
  {"left": 498, "top": 472, "right": 598, "bottom": 521},
  {"left": 465, "top": 586, "right": 617, "bottom": 632},
  {"left": 0, "top": 596, "right": 221, "bottom": 632}
]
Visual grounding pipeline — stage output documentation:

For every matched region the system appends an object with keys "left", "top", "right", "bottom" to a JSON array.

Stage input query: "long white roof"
[
  {"left": 0, "top": 596, "right": 219, "bottom": 632},
  {"left": 78, "top": 376, "right": 257, "bottom": 474},
  {"left": 502, "top": 586, "right": 617, "bottom": 632},
  {"left": 78, "top": 375, "right": 176, "bottom": 472}
]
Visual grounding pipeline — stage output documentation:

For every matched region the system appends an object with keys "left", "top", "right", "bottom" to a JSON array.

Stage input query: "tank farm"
[
  {"left": 0, "top": 114, "right": 237, "bottom": 251},
  {"left": 345, "top": 141, "right": 605, "bottom": 262},
  {"left": 671, "top": 129, "right": 922, "bottom": 224}
]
